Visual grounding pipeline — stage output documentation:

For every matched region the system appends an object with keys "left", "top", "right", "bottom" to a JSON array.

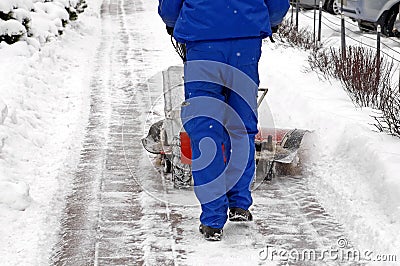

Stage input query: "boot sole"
[
  {"left": 199, "top": 226, "right": 223, "bottom": 241},
  {"left": 229, "top": 214, "right": 253, "bottom": 222}
]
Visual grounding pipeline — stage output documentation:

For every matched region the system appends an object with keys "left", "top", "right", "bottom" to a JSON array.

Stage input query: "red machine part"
[
  {"left": 180, "top": 132, "right": 192, "bottom": 164},
  {"left": 180, "top": 128, "right": 290, "bottom": 165},
  {"left": 180, "top": 132, "right": 228, "bottom": 165},
  {"left": 255, "top": 128, "right": 289, "bottom": 144}
]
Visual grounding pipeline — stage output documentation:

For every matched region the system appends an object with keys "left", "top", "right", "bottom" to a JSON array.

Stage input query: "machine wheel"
[
  {"left": 162, "top": 156, "right": 172, "bottom": 174},
  {"left": 172, "top": 163, "right": 192, "bottom": 188},
  {"left": 171, "top": 137, "right": 192, "bottom": 188},
  {"left": 265, "top": 161, "right": 276, "bottom": 181}
]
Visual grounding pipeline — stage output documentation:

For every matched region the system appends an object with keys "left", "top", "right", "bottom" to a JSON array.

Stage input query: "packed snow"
[
  {"left": 0, "top": 0, "right": 102, "bottom": 264},
  {"left": 0, "top": 1, "right": 399, "bottom": 265}
]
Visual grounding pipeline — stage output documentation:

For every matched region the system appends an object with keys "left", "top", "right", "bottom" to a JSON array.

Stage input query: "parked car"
[
  {"left": 340, "top": 0, "right": 400, "bottom": 36},
  {"left": 290, "top": 0, "right": 340, "bottom": 15}
]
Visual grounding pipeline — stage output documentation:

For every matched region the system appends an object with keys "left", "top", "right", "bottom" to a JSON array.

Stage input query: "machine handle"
[{"left": 257, "top": 88, "right": 268, "bottom": 108}]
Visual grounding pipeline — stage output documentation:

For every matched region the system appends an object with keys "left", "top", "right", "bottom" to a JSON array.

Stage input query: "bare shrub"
[
  {"left": 277, "top": 20, "right": 318, "bottom": 50},
  {"left": 0, "top": 12, "right": 13, "bottom": 21},
  {"left": 308, "top": 47, "right": 332, "bottom": 77},
  {"left": 332, "top": 47, "right": 394, "bottom": 107},
  {"left": 276, "top": 19, "right": 400, "bottom": 137},
  {"left": 374, "top": 83, "right": 400, "bottom": 137},
  {"left": 291, "top": 28, "right": 400, "bottom": 140},
  {"left": 308, "top": 46, "right": 400, "bottom": 137}
]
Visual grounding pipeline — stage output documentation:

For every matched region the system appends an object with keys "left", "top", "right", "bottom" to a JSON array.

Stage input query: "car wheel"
[
  {"left": 381, "top": 5, "right": 399, "bottom": 37},
  {"left": 331, "top": 0, "right": 340, "bottom": 15},
  {"left": 325, "top": 0, "right": 340, "bottom": 15}
]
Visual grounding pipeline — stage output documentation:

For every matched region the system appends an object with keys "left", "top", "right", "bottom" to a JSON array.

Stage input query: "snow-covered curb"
[{"left": 0, "top": 0, "right": 103, "bottom": 264}]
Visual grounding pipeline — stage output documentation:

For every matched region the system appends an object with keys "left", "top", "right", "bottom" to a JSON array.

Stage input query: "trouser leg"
[
  {"left": 223, "top": 38, "right": 261, "bottom": 210},
  {"left": 182, "top": 43, "right": 228, "bottom": 228}
]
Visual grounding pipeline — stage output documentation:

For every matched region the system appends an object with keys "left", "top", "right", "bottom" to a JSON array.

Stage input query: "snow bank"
[
  {"left": 0, "top": 181, "right": 31, "bottom": 211},
  {"left": 0, "top": 100, "right": 7, "bottom": 125},
  {"left": 0, "top": 0, "right": 89, "bottom": 213},
  {"left": 278, "top": 12, "right": 400, "bottom": 254},
  {"left": 0, "top": 99, "right": 8, "bottom": 153},
  {"left": 259, "top": 43, "right": 400, "bottom": 256},
  {"left": 0, "top": 0, "right": 101, "bottom": 264},
  {"left": 33, "top": 2, "right": 69, "bottom": 22},
  {"left": 0, "top": 0, "right": 87, "bottom": 46},
  {"left": 10, "top": 8, "right": 31, "bottom": 28},
  {"left": 0, "top": 0, "right": 33, "bottom": 13},
  {"left": 29, "top": 11, "right": 60, "bottom": 43},
  {"left": 0, "top": 19, "right": 26, "bottom": 36}
]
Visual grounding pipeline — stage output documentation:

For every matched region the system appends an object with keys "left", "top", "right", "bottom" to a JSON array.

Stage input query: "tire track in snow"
[
  {"left": 119, "top": 0, "right": 183, "bottom": 263},
  {"left": 52, "top": 0, "right": 186, "bottom": 264},
  {"left": 51, "top": 0, "right": 115, "bottom": 263},
  {"left": 51, "top": 0, "right": 148, "bottom": 264}
]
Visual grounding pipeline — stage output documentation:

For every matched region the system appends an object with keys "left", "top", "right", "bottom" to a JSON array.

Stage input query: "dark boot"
[
  {"left": 228, "top": 207, "right": 253, "bottom": 222},
  {"left": 199, "top": 224, "right": 223, "bottom": 241}
]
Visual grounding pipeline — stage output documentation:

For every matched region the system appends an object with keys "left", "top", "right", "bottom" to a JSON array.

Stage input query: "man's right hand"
[{"left": 166, "top": 26, "right": 174, "bottom": 36}]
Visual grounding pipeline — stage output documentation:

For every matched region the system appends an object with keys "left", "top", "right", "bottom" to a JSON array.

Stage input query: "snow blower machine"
[{"left": 142, "top": 66, "right": 309, "bottom": 188}]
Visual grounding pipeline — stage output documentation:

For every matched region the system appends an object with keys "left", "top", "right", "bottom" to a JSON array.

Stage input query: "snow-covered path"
[
  {"left": 52, "top": 0, "right": 161, "bottom": 263},
  {"left": 49, "top": 0, "right": 364, "bottom": 265},
  {"left": 1, "top": 0, "right": 400, "bottom": 264}
]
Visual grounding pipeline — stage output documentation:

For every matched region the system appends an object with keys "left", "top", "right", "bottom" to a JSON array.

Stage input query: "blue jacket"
[{"left": 158, "top": 0, "right": 290, "bottom": 43}]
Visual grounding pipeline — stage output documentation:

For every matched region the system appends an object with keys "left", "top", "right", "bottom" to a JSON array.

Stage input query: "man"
[{"left": 158, "top": 0, "right": 290, "bottom": 241}]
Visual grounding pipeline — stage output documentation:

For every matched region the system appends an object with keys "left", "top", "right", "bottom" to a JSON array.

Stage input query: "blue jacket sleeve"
[
  {"left": 158, "top": 0, "right": 184, "bottom": 27},
  {"left": 265, "top": 0, "right": 290, "bottom": 27}
]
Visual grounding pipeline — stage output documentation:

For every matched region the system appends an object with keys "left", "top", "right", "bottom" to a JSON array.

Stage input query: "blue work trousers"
[{"left": 182, "top": 38, "right": 262, "bottom": 229}]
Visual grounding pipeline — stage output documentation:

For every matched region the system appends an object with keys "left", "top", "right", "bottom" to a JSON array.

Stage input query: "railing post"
[
  {"left": 340, "top": 0, "right": 346, "bottom": 58},
  {"left": 291, "top": 1, "right": 294, "bottom": 25},
  {"left": 313, "top": 0, "right": 317, "bottom": 44},
  {"left": 296, "top": 0, "right": 299, "bottom": 31},
  {"left": 317, "top": 0, "right": 322, "bottom": 43},
  {"left": 376, "top": 24, "right": 382, "bottom": 81}
]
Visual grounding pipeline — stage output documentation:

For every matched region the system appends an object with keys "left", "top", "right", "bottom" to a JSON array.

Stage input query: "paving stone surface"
[{"left": 51, "top": 0, "right": 363, "bottom": 265}]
